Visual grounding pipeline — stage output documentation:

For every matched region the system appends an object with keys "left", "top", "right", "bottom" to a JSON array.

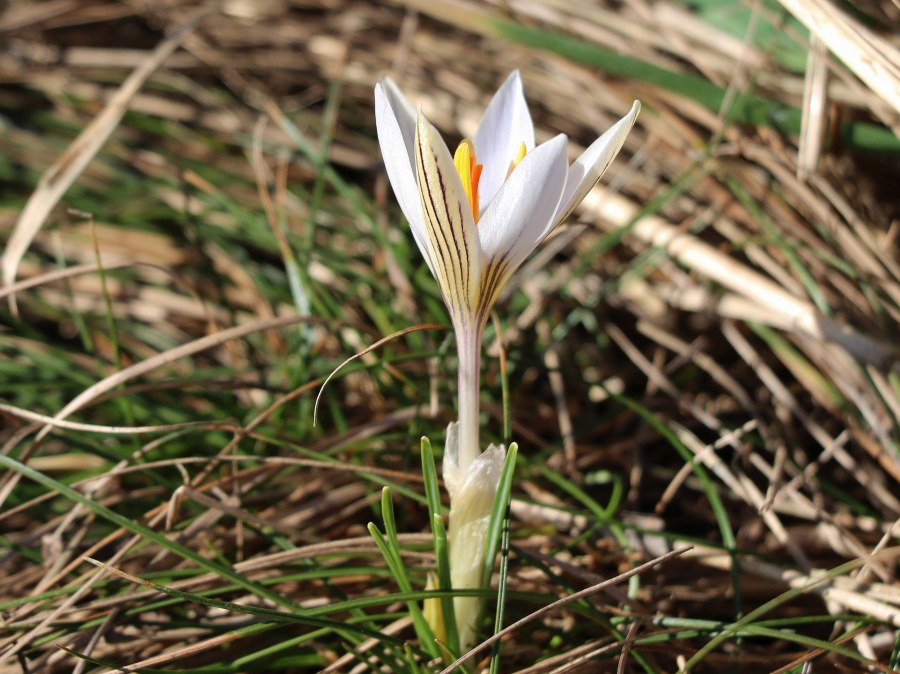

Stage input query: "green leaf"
[
  {"left": 481, "top": 443, "right": 517, "bottom": 590},
  {"left": 369, "top": 489, "right": 440, "bottom": 659},
  {"left": 0, "top": 452, "right": 299, "bottom": 613}
]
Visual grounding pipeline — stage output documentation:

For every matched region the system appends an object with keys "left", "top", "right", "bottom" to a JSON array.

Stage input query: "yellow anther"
[
  {"left": 514, "top": 141, "right": 527, "bottom": 165},
  {"left": 507, "top": 141, "right": 527, "bottom": 177},
  {"left": 453, "top": 139, "right": 482, "bottom": 221}
]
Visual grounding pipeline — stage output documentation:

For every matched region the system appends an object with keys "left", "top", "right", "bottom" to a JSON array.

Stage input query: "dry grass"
[{"left": 0, "top": 0, "right": 898, "bottom": 672}]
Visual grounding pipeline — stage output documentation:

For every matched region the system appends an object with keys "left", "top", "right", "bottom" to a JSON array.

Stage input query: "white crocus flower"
[{"left": 375, "top": 71, "right": 639, "bottom": 651}]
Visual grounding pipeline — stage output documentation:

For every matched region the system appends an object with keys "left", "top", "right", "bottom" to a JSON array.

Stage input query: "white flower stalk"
[{"left": 375, "top": 71, "right": 639, "bottom": 651}]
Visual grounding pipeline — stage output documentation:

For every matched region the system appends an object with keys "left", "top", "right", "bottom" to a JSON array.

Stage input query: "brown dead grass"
[{"left": 0, "top": 0, "right": 898, "bottom": 672}]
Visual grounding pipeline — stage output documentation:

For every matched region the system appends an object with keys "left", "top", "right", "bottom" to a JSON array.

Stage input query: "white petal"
[
  {"left": 448, "top": 443, "right": 505, "bottom": 591},
  {"left": 449, "top": 442, "right": 505, "bottom": 527},
  {"left": 552, "top": 100, "right": 640, "bottom": 227},
  {"left": 474, "top": 134, "right": 568, "bottom": 314},
  {"left": 414, "top": 111, "right": 482, "bottom": 318},
  {"left": 375, "top": 81, "right": 434, "bottom": 275},
  {"left": 473, "top": 71, "right": 536, "bottom": 210},
  {"left": 448, "top": 442, "right": 506, "bottom": 651},
  {"left": 381, "top": 78, "right": 418, "bottom": 151},
  {"left": 442, "top": 420, "right": 460, "bottom": 499}
]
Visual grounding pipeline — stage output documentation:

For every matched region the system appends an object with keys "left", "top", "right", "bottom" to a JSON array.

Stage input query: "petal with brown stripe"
[{"left": 414, "top": 110, "right": 481, "bottom": 321}]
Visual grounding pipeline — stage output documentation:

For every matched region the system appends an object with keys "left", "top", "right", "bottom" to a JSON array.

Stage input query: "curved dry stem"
[{"left": 312, "top": 322, "right": 447, "bottom": 426}]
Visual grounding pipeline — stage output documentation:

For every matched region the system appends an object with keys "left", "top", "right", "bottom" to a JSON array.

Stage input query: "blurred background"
[{"left": 1, "top": 1, "right": 898, "bottom": 672}]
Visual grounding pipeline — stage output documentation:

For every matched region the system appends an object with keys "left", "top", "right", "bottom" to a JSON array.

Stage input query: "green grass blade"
[
  {"left": 0, "top": 452, "right": 300, "bottom": 612},
  {"left": 432, "top": 512, "right": 459, "bottom": 659},
  {"left": 369, "top": 492, "right": 441, "bottom": 659},
  {"left": 83, "top": 558, "right": 398, "bottom": 643},
  {"left": 480, "top": 443, "right": 518, "bottom": 590},
  {"left": 421, "top": 435, "right": 443, "bottom": 523},
  {"left": 679, "top": 553, "right": 896, "bottom": 671},
  {"left": 487, "top": 480, "right": 512, "bottom": 674},
  {"left": 489, "top": 18, "right": 899, "bottom": 153}
]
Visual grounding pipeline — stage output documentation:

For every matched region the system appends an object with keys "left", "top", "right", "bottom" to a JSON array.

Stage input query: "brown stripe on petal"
[
  {"left": 475, "top": 255, "right": 511, "bottom": 327},
  {"left": 414, "top": 113, "right": 478, "bottom": 319},
  {"left": 418, "top": 147, "right": 463, "bottom": 309}
]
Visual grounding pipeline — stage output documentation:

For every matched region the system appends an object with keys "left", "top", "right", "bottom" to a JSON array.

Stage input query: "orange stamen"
[
  {"left": 453, "top": 139, "right": 483, "bottom": 221},
  {"left": 470, "top": 163, "right": 482, "bottom": 219}
]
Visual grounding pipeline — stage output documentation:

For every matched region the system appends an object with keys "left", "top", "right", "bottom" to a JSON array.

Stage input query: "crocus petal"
[
  {"left": 473, "top": 71, "right": 536, "bottom": 210},
  {"left": 442, "top": 420, "right": 460, "bottom": 499},
  {"left": 381, "top": 78, "right": 418, "bottom": 154},
  {"left": 474, "top": 134, "right": 568, "bottom": 317},
  {"left": 422, "top": 572, "right": 446, "bottom": 647},
  {"left": 552, "top": 100, "right": 641, "bottom": 228},
  {"left": 447, "top": 442, "right": 505, "bottom": 652},
  {"left": 375, "top": 81, "right": 435, "bottom": 275},
  {"left": 414, "top": 110, "right": 482, "bottom": 320}
]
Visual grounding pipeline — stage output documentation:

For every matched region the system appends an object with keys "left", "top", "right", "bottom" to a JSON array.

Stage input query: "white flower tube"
[
  {"left": 375, "top": 71, "right": 639, "bottom": 652},
  {"left": 442, "top": 421, "right": 505, "bottom": 651}
]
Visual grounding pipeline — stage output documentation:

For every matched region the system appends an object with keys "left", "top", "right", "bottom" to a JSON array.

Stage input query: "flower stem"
[{"left": 455, "top": 318, "right": 482, "bottom": 476}]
